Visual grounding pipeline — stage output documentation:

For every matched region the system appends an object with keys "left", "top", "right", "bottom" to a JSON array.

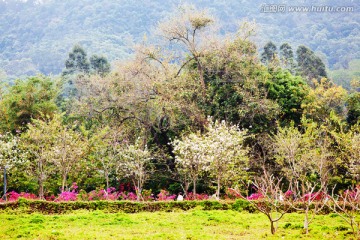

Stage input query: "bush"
[{"left": 0, "top": 198, "right": 237, "bottom": 214}]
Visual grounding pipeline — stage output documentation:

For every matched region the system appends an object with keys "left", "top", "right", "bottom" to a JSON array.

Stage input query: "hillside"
[{"left": 0, "top": 0, "right": 359, "bottom": 85}]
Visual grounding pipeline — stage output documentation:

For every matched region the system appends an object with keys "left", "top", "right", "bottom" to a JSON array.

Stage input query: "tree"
[
  {"left": 296, "top": 45, "right": 327, "bottom": 82},
  {"left": 0, "top": 133, "right": 24, "bottom": 199},
  {"left": 89, "top": 126, "right": 122, "bottom": 191},
  {"left": 172, "top": 118, "right": 249, "bottom": 199},
  {"left": 21, "top": 116, "right": 58, "bottom": 199},
  {"left": 158, "top": 5, "right": 214, "bottom": 95},
  {"left": 117, "top": 138, "right": 152, "bottom": 201},
  {"left": 0, "top": 76, "right": 59, "bottom": 133},
  {"left": 202, "top": 119, "right": 249, "bottom": 199},
  {"left": 347, "top": 80, "right": 360, "bottom": 126},
  {"left": 21, "top": 113, "right": 85, "bottom": 197},
  {"left": 266, "top": 69, "right": 309, "bottom": 124},
  {"left": 301, "top": 78, "right": 347, "bottom": 123},
  {"left": 63, "top": 44, "right": 90, "bottom": 75},
  {"left": 90, "top": 55, "right": 111, "bottom": 76},
  {"left": 273, "top": 120, "right": 333, "bottom": 233},
  {"left": 249, "top": 174, "right": 291, "bottom": 235},
  {"left": 279, "top": 43, "right": 296, "bottom": 73},
  {"left": 50, "top": 115, "right": 86, "bottom": 192},
  {"left": 261, "top": 41, "right": 277, "bottom": 65},
  {"left": 171, "top": 131, "right": 208, "bottom": 197},
  {"left": 328, "top": 186, "right": 360, "bottom": 239}
]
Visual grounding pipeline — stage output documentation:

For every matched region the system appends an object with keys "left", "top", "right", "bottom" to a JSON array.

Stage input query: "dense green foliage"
[{"left": 0, "top": 76, "right": 58, "bottom": 133}]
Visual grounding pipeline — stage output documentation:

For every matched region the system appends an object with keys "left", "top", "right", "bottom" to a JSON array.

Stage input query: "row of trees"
[
  {"left": 261, "top": 41, "right": 327, "bottom": 82},
  {"left": 0, "top": 7, "right": 359, "bottom": 204}
]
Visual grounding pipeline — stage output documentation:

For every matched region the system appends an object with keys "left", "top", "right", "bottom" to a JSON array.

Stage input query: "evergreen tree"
[
  {"left": 279, "top": 43, "right": 296, "bottom": 73},
  {"left": 63, "top": 45, "right": 90, "bottom": 75},
  {"left": 90, "top": 55, "right": 111, "bottom": 76},
  {"left": 261, "top": 41, "right": 277, "bottom": 65},
  {"left": 296, "top": 45, "right": 327, "bottom": 82}
]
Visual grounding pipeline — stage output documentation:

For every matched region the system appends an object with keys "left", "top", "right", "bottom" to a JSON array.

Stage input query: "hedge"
[
  {"left": 0, "top": 198, "right": 348, "bottom": 215},
  {"left": 0, "top": 198, "right": 256, "bottom": 214}
]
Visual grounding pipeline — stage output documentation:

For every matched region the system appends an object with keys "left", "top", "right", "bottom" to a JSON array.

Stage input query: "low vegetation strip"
[
  {"left": 0, "top": 198, "right": 248, "bottom": 214},
  {"left": 0, "top": 198, "right": 342, "bottom": 215}
]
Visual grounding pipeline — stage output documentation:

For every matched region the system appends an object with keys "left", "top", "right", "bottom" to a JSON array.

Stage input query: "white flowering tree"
[
  {"left": 203, "top": 119, "right": 249, "bottom": 199},
  {"left": 0, "top": 133, "right": 24, "bottom": 198},
  {"left": 172, "top": 118, "right": 249, "bottom": 199},
  {"left": 171, "top": 132, "right": 208, "bottom": 198},
  {"left": 117, "top": 138, "right": 152, "bottom": 201}
]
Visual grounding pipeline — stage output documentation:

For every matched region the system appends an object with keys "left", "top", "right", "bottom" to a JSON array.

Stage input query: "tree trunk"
[
  {"left": 61, "top": 174, "right": 67, "bottom": 192},
  {"left": 198, "top": 63, "right": 206, "bottom": 95},
  {"left": 105, "top": 170, "right": 109, "bottom": 196},
  {"left": 216, "top": 177, "right": 221, "bottom": 200},
  {"left": 134, "top": 179, "right": 142, "bottom": 201},
  {"left": 271, "top": 220, "right": 276, "bottom": 234},
  {"left": 39, "top": 179, "right": 44, "bottom": 200},
  {"left": 3, "top": 168, "right": 7, "bottom": 201},
  {"left": 38, "top": 159, "right": 45, "bottom": 200},
  {"left": 304, "top": 208, "right": 309, "bottom": 234},
  {"left": 193, "top": 179, "right": 197, "bottom": 199}
]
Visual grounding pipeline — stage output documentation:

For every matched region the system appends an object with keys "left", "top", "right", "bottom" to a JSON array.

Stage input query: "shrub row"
[
  {"left": 0, "top": 198, "right": 257, "bottom": 214},
  {"left": 0, "top": 198, "right": 349, "bottom": 215}
]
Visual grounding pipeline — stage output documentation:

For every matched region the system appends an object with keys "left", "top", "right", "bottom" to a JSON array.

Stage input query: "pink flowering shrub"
[
  {"left": 5, "top": 191, "right": 37, "bottom": 201},
  {"left": 343, "top": 185, "right": 360, "bottom": 201},
  {"left": 56, "top": 191, "right": 77, "bottom": 202},
  {"left": 157, "top": 190, "right": 176, "bottom": 201},
  {"left": 118, "top": 191, "right": 137, "bottom": 201},
  {"left": 88, "top": 189, "right": 108, "bottom": 200},
  {"left": 247, "top": 192, "right": 264, "bottom": 200},
  {"left": 184, "top": 192, "right": 209, "bottom": 200},
  {"left": 55, "top": 182, "right": 79, "bottom": 202}
]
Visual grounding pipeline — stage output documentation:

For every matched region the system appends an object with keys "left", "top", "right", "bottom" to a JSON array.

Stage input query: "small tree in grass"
[
  {"left": 248, "top": 174, "right": 291, "bottom": 235},
  {"left": 328, "top": 186, "right": 360, "bottom": 239},
  {"left": 287, "top": 181, "right": 329, "bottom": 234},
  {"left": 272, "top": 120, "right": 332, "bottom": 234}
]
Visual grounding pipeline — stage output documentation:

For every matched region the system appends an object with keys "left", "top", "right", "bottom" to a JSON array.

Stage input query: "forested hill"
[{"left": 0, "top": 0, "right": 359, "bottom": 82}]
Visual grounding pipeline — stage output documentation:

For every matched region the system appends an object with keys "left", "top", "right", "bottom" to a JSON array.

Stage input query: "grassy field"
[{"left": 0, "top": 209, "right": 357, "bottom": 239}]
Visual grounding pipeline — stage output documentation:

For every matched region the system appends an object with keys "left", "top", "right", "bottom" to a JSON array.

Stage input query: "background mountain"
[{"left": 0, "top": 0, "right": 359, "bottom": 87}]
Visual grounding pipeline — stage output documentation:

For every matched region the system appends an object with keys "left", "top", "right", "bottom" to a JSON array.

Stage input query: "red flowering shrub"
[
  {"left": 302, "top": 191, "right": 329, "bottom": 201},
  {"left": 225, "top": 188, "right": 244, "bottom": 199}
]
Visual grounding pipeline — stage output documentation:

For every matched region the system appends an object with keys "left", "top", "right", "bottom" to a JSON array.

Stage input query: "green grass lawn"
[{"left": 0, "top": 209, "right": 357, "bottom": 239}]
